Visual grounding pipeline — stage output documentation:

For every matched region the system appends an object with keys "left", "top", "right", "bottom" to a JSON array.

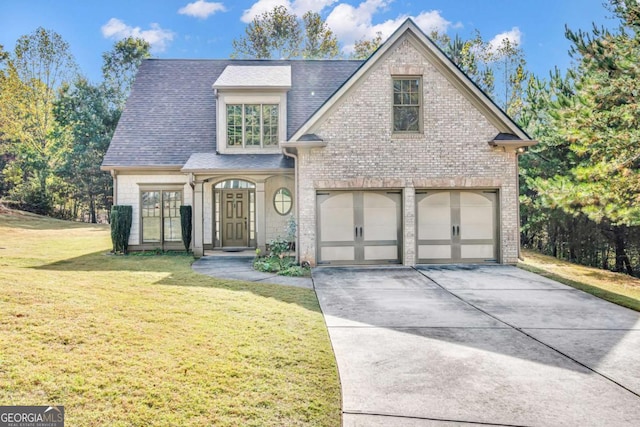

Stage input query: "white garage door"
[
  {"left": 317, "top": 191, "right": 402, "bottom": 265},
  {"left": 417, "top": 190, "right": 498, "bottom": 263}
]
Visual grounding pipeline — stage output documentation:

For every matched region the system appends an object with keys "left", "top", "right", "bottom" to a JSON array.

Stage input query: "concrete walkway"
[
  {"left": 313, "top": 265, "right": 640, "bottom": 426},
  {"left": 192, "top": 255, "right": 313, "bottom": 289}
]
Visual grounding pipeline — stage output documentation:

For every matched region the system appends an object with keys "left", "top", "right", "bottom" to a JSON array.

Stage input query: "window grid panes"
[
  {"left": 262, "top": 104, "right": 279, "bottom": 146},
  {"left": 227, "top": 105, "right": 243, "bottom": 146},
  {"left": 274, "top": 188, "right": 292, "bottom": 216},
  {"left": 142, "top": 191, "right": 161, "bottom": 243},
  {"left": 244, "top": 105, "right": 261, "bottom": 146},
  {"left": 249, "top": 191, "right": 256, "bottom": 240},
  {"left": 141, "top": 190, "right": 182, "bottom": 244},
  {"left": 393, "top": 78, "right": 421, "bottom": 132},
  {"left": 226, "top": 103, "right": 278, "bottom": 148},
  {"left": 163, "top": 191, "right": 182, "bottom": 242}
]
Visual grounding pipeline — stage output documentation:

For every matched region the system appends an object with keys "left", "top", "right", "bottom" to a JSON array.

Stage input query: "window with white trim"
[
  {"left": 392, "top": 77, "right": 421, "bottom": 133},
  {"left": 141, "top": 190, "right": 182, "bottom": 243},
  {"left": 226, "top": 103, "right": 279, "bottom": 148}
]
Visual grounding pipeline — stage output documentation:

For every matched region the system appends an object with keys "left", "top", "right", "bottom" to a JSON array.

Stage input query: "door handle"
[
  {"left": 456, "top": 225, "right": 460, "bottom": 236},
  {"left": 355, "top": 227, "right": 358, "bottom": 237},
  {"left": 452, "top": 225, "right": 460, "bottom": 236},
  {"left": 359, "top": 226, "right": 363, "bottom": 238}
]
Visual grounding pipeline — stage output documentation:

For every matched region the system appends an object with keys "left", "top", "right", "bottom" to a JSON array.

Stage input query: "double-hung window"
[
  {"left": 227, "top": 104, "right": 279, "bottom": 148},
  {"left": 141, "top": 190, "right": 182, "bottom": 243},
  {"left": 392, "top": 77, "right": 421, "bottom": 133}
]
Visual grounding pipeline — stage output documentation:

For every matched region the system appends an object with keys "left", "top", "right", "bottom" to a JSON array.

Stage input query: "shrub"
[
  {"left": 268, "top": 237, "right": 291, "bottom": 258},
  {"left": 279, "top": 265, "right": 308, "bottom": 277},
  {"left": 180, "top": 205, "right": 192, "bottom": 252},
  {"left": 110, "top": 205, "right": 132, "bottom": 254}
]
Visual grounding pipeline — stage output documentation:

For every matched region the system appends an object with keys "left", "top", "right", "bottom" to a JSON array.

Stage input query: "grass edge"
[{"left": 517, "top": 262, "right": 640, "bottom": 312}]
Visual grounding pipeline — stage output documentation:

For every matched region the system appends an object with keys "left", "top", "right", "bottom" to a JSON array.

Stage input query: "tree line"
[
  {"left": 0, "top": 29, "right": 149, "bottom": 222},
  {"left": 1, "top": 1, "right": 637, "bottom": 275},
  {"left": 519, "top": 0, "right": 640, "bottom": 275}
]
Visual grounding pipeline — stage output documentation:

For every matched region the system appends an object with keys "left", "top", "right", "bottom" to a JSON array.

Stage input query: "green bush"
[
  {"left": 180, "top": 205, "right": 192, "bottom": 252},
  {"left": 253, "top": 255, "right": 310, "bottom": 277},
  {"left": 268, "top": 237, "right": 291, "bottom": 258},
  {"left": 110, "top": 205, "right": 132, "bottom": 254},
  {"left": 279, "top": 265, "right": 307, "bottom": 277}
]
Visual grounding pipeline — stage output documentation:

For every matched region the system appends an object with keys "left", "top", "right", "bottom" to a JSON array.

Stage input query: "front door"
[
  {"left": 222, "top": 189, "right": 248, "bottom": 247},
  {"left": 317, "top": 191, "right": 402, "bottom": 265}
]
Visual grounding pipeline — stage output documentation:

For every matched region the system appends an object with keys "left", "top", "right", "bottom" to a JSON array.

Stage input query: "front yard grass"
[
  {"left": 0, "top": 210, "right": 340, "bottom": 426},
  {"left": 519, "top": 249, "right": 640, "bottom": 312}
]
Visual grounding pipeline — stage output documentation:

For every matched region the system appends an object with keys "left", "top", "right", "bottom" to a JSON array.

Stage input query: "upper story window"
[
  {"left": 227, "top": 104, "right": 279, "bottom": 148},
  {"left": 393, "top": 77, "right": 421, "bottom": 133},
  {"left": 213, "top": 65, "right": 291, "bottom": 154}
]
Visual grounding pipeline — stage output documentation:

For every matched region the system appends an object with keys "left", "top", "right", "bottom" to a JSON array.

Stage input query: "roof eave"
[
  {"left": 488, "top": 139, "right": 538, "bottom": 153},
  {"left": 100, "top": 164, "right": 183, "bottom": 172},
  {"left": 180, "top": 167, "right": 293, "bottom": 174},
  {"left": 212, "top": 85, "right": 291, "bottom": 91},
  {"left": 281, "top": 140, "right": 327, "bottom": 149}
]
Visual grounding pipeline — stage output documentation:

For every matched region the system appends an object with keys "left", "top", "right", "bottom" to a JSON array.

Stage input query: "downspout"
[
  {"left": 188, "top": 173, "right": 195, "bottom": 254},
  {"left": 282, "top": 147, "right": 300, "bottom": 264}
]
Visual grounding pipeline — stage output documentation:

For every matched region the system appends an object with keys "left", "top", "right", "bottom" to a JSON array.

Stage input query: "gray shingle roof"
[
  {"left": 102, "top": 59, "right": 363, "bottom": 168},
  {"left": 182, "top": 153, "right": 293, "bottom": 172}
]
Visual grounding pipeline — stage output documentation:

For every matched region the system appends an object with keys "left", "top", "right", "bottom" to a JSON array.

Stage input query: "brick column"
[{"left": 403, "top": 185, "right": 416, "bottom": 266}]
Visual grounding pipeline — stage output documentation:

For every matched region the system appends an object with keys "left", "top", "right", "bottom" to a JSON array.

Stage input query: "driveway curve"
[{"left": 312, "top": 265, "right": 640, "bottom": 426}]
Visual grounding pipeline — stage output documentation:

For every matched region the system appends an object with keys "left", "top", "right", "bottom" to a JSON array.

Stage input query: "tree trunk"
[
  {"left": 613, "top": 225, "right": 633, "bottom": 275},
  {"left": 89, "top": 195, "right": 97, "bottom": 224}
]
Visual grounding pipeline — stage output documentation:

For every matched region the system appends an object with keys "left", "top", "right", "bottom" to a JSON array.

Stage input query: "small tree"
[
  {"left": 180, "top": 205, "right": 192, "bottom": 253},
  {"left": 110, "top": 205, "right": 132, "bottom": 254}
]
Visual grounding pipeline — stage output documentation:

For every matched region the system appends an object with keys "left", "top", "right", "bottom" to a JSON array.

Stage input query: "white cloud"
[
  {"left": 291, "top": 0, "right": 338, "bottom": 15},
  {"left": 178, "top": 1, "right": 226, "bottom": 19},
  {"left": 241, "top": 0, "right": 290, "bottom": 23},
  {"left": 326, "top": 1, "right": 456, "bottom": 54},
  {"left": 238, "top": 0, "right": 460, "bottom": 54},
  {"left": 487, "top": 27, "right": 522, "bottom": 55},
  {"left": 240, "top": 0, "right": 337, "bottom": 23},
  {"left": 101, "top": 18, "right": 175, "bottom": 52}
]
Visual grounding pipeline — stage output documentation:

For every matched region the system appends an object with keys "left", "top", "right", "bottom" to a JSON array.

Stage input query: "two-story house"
[{"left": 101, "top": 19, "right": 536, "bottom": 266}]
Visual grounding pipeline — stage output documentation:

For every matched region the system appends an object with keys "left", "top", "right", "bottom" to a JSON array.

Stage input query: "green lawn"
[
  {"left": 519, "top": 249, "right": 640, "bottom": 312},
  {"left": 0, "top": 210, "right": 340, "bottom": 426}
]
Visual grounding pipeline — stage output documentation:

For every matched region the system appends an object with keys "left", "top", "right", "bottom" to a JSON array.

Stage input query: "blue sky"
[{"left": 0, "top": 0, "right": 618, "bottom": 83}]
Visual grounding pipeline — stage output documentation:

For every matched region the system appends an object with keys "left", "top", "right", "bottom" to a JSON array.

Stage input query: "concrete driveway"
[{"left": 312, "top": 265, "right": 640, "bottom": 426}]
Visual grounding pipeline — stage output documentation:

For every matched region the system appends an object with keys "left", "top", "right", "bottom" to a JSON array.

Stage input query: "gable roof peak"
[{"left": 289, "top": 16, "right": 533, "bottom": 142}]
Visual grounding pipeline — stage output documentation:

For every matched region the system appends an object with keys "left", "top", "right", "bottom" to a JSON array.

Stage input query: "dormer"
[{"left": 213, "top": 65, "right": 291, "bottom": 154}]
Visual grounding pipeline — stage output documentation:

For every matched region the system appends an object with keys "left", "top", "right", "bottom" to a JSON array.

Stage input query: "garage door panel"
[
  {"left": 364, "top": 245, "right": 398, "bottom": 261},
  {"left": 320, "top": 193, "right": 355, "bottom": 242},
  {"left": 418, "top": 192, "right": 451, "bottom": 240},
  {"left": 461, "top": 244, "right": 495, "bottom": 259},
  {"left": 363, "top": 193, "right": 399, "bottom": 242},
  {"left": 460, "top": 192, "right": 495, "bottom": 240},
  {"left": 322, "top": 246, "right": 356, "bottom": 262},
  {"left": 418, "top": 244, "right": 452, "bottom": 260}
]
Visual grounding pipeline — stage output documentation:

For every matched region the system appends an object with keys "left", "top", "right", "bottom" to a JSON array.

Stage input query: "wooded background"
[{"left": 1, "top": 1, "right": 638, "bottom": 275}]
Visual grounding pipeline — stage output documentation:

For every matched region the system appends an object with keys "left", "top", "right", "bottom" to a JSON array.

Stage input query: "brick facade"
[{"left": 295, "top": 37, "right": 520, "bottom": 266}]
